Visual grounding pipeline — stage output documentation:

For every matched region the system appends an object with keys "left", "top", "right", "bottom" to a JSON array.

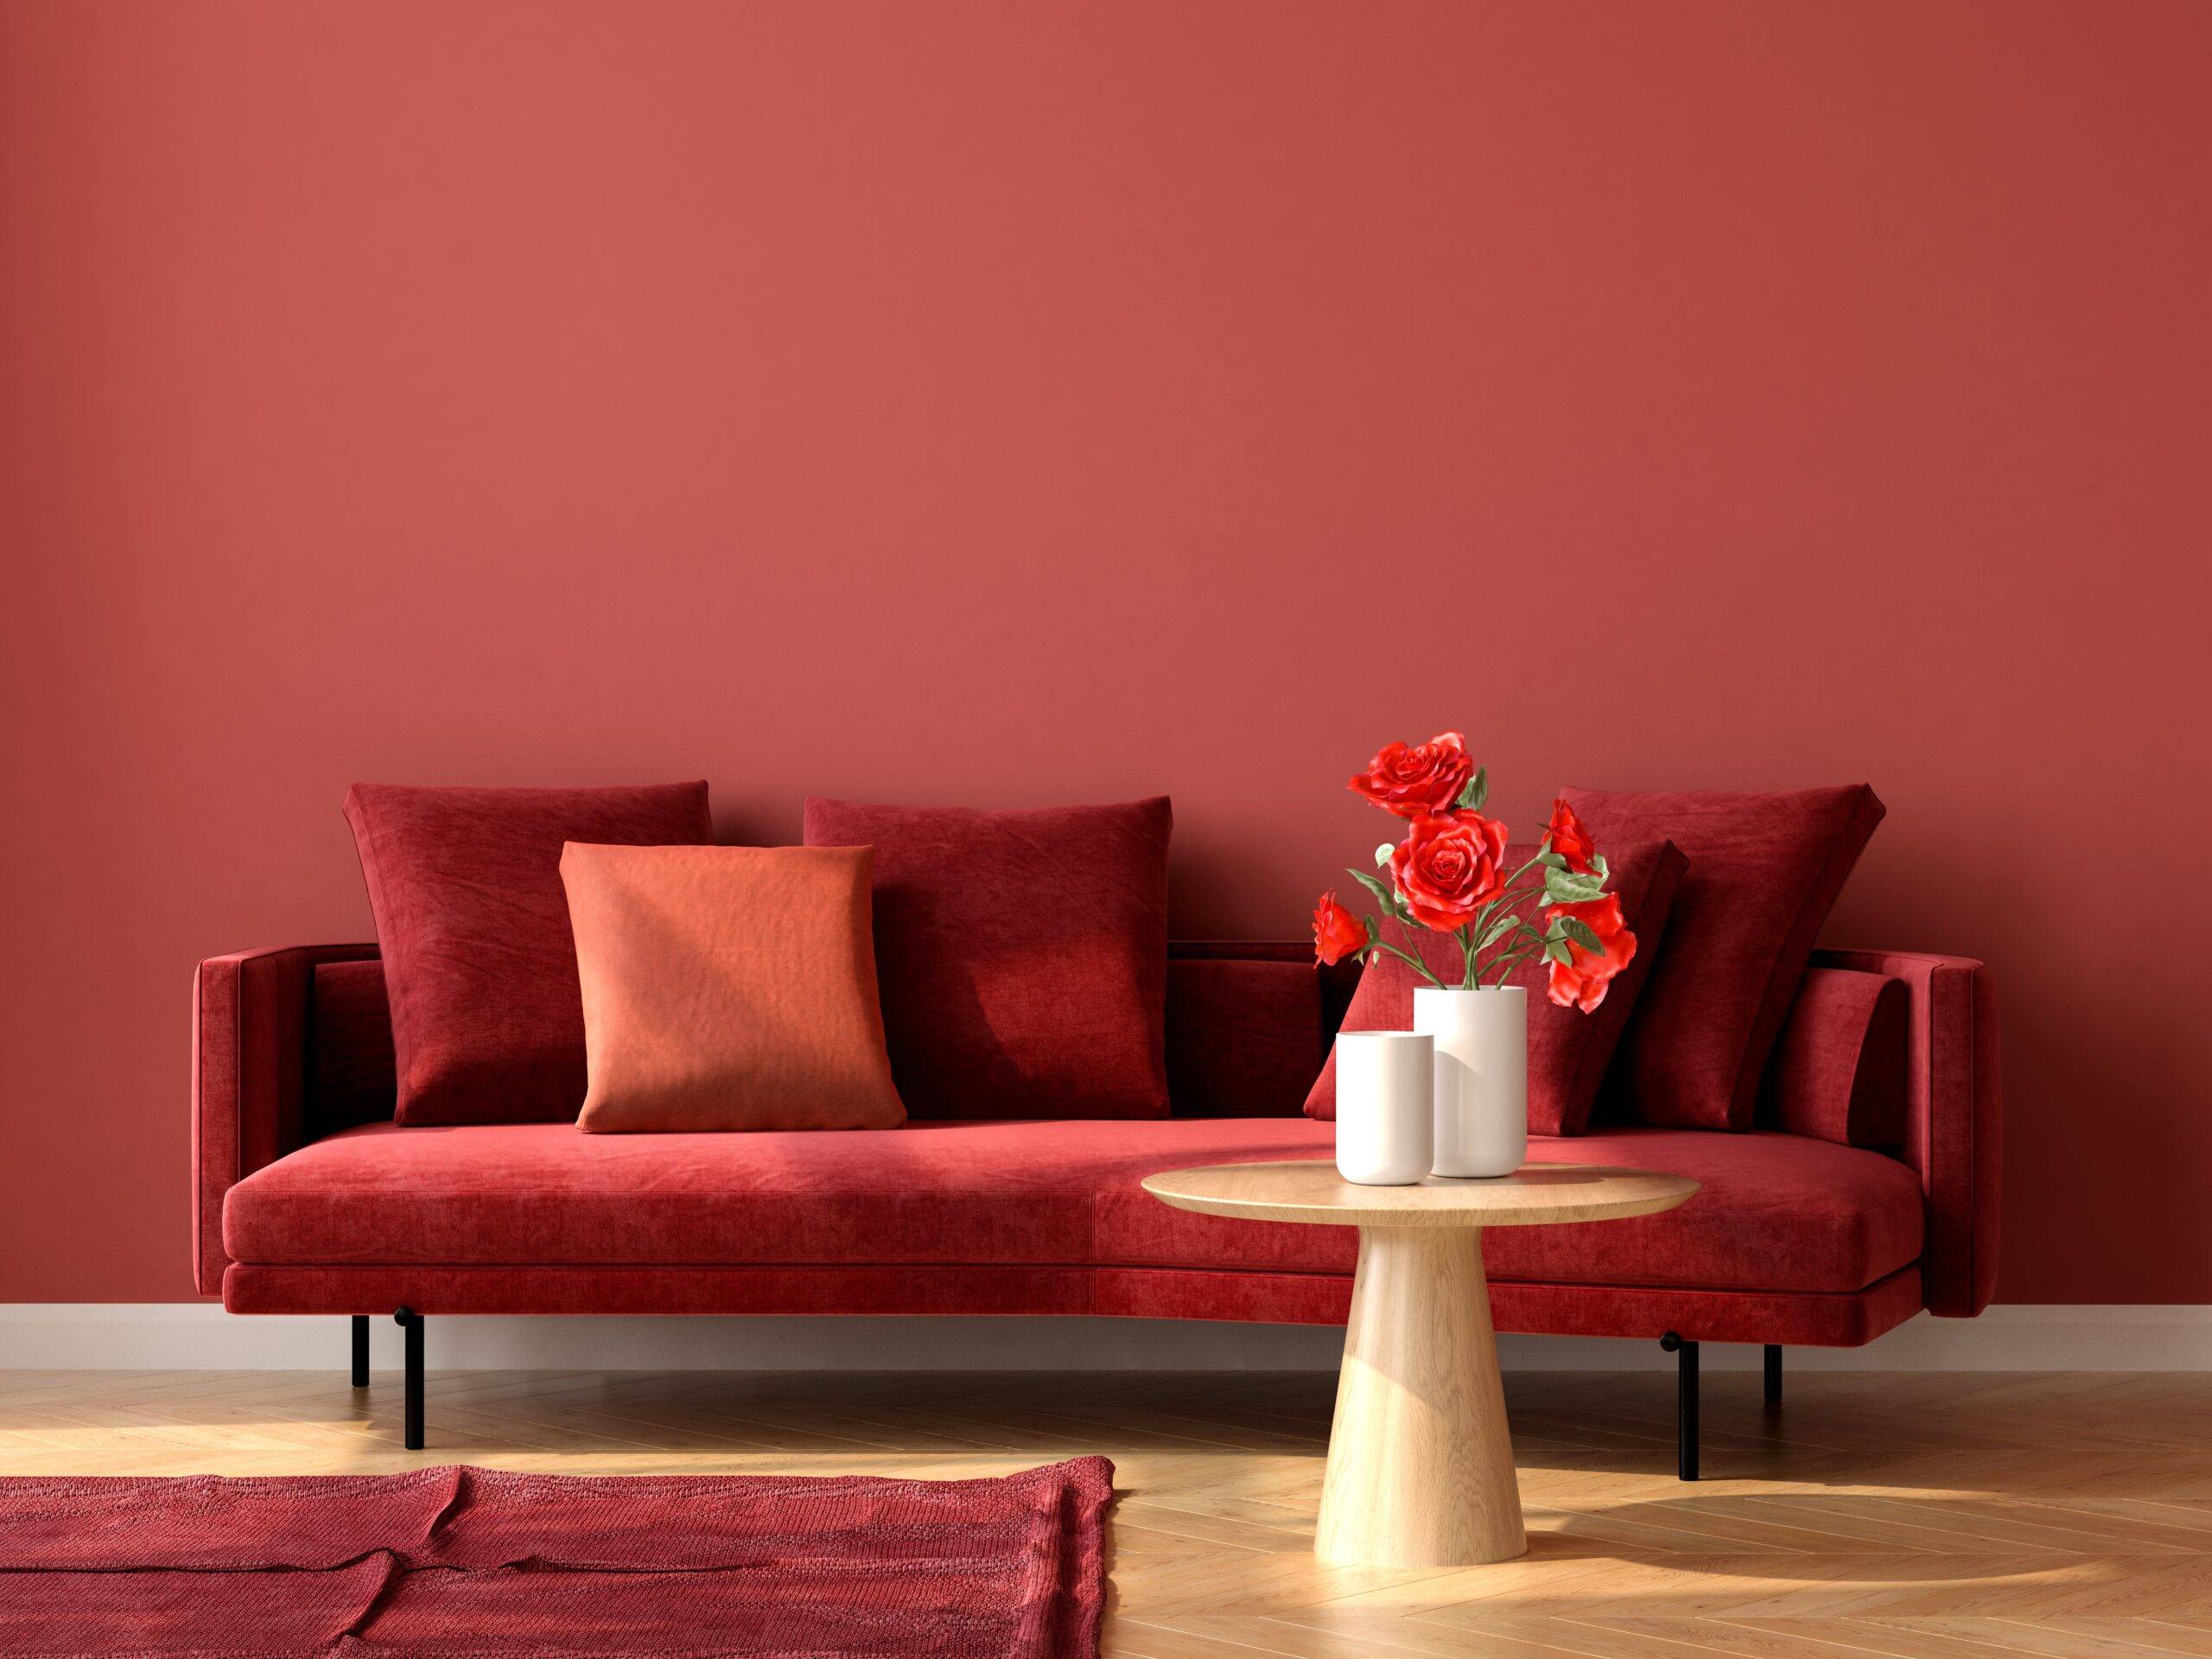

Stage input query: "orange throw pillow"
[{"left": 559, "top": 843, "right": 906, "bottom": 1133}]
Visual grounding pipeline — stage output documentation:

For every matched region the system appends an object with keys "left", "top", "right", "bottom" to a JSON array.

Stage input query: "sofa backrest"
[
  {"left": 1163, "top": 944, "right": 1360, "bottom": 1117},
  {"left": 302, "top": 944, "right": 1362, "bottom": 1137},
  {"left": 302, "top": 944, "right": 1906, "bottom": 1143}
]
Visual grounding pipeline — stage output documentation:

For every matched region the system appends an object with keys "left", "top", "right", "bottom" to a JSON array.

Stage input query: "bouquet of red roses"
[{"left": 1313, "top": 732, "right": 1637, "bottom": 1011}]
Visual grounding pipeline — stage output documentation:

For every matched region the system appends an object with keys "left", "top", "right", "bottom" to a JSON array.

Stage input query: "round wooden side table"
[{"left": 1141, "top": 1160, "right": 1698, "bottom": 1568}]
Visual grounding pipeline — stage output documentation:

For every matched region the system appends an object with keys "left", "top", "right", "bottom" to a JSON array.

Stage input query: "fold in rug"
[{"left": 0, "top": 1457, "right": 1113, "bottom": 1657}]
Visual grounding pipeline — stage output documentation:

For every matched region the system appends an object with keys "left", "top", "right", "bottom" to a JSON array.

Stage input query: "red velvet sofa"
[{"left": 193, "top": 939, "right": 1999, "bottom": 1474}]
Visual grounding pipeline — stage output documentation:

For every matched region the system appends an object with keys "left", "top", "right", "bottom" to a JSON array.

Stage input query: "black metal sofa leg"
[
  {"left": 351, "top": 1316, "right": 370, "bottom": 1387},
  {"left": 1765, "top": 1344, "right": 1783, "bottom": 1406},
  {"left": 395, "top": 1308, "right": 425, "bottom": 1450},
  {"left": 1661, "top": 1332, "right": 1699, "bottom": 1480}
]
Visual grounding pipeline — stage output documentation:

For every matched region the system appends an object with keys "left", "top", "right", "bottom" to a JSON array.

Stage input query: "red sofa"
[{"left": 193, "top": 939, "right": 1999, "bottom": 1474}]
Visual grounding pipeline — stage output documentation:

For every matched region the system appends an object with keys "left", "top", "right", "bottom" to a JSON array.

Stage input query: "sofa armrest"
[
  {"left": 192, "top": 944, "right": 378, "bottom": 1294},
  {"left": 1810, "top": 948, "right": 2000, "bottom": 1317}
]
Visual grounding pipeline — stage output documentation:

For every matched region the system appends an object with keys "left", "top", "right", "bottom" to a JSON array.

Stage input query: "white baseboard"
[{"left": 3, "top": 1303, "right": 2210, "bottom": 1373}]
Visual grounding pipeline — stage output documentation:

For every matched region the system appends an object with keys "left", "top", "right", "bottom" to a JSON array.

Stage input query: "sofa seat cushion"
[
  {"left": 1108, "top": 1127, "right": 1924, "bottom": 1294},
  {"left": 225, "top": 1119, "right": 1325, "bottom": 1270},
  {"left": 224, "top": 1120, "right": 1922, "bottom": 1295}
]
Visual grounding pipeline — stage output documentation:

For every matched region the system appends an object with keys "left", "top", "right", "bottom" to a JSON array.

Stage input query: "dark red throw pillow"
[
  {"left": 1303, "top": 838, "right": 1686, "bottom": 1136},
  {"left": 1560, "top": 784, "right": 1885, "bottom": 1131},
  {"left": 803, "top": 796, "right": 1173, "bottom": 1120},
  {"left": 344, "top": 782, "right": 713, "bottom": 1125}
]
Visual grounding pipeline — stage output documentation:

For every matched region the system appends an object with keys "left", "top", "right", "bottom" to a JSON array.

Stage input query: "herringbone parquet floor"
[{"left": 4, "top": 1366, "right": 2210, "bottom": 1656}]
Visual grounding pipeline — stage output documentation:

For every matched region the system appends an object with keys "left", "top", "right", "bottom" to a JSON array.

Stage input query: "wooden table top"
[{"left": 1141, "top": 1160, "right": 1698, "bottom": 1229}]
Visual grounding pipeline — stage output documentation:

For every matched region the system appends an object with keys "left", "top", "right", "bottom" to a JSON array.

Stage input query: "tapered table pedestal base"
[
  {"left": 1315, "top": 1224, "right": 1525, "bottom": 1567},
  {"left": 1139, "top": 1161, "right": 1699, "bottom": 1571}
]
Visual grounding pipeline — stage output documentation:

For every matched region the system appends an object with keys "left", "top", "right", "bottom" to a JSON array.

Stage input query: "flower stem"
[
  {"left": 1366, "top": 936, "right": 1446, "bottom": 989},
  {"left": 1465, "top": 881, "right": 1548, "bottom": 982},
  {"left": 1486, "top": 935, "right": 1551, "bottom": 987}
]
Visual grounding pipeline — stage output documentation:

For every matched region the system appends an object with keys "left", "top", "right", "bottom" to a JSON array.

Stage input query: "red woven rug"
[{"left": 0, "top": 1457, "right": 1112, "bottom": 1657}]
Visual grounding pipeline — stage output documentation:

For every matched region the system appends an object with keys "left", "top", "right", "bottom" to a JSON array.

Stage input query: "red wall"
[{"left": 3, "top": 2, "right": 2206, "bottom": 1305}]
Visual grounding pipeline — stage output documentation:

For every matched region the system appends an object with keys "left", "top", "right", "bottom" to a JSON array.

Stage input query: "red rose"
[
  {"left": 1350, "top": 731, "right": 1474, "bottom": 818},
  {"left": 1389, "top": 810, "right": 1511, "bottom": 931},
  {"left": 1547, "top": 797, "right": 1599, "bottom": 874},
  {"left": 1545, "top": 893, "right": 1637, "bottom": 1013},
  {"left": 1312, "top": 891, "right": 1369, "bottom": 967}
]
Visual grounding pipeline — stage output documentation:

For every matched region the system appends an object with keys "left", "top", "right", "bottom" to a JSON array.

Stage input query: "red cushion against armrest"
[{"left": 1761, "top": 968, "right": 1908, "bottom": 1147}]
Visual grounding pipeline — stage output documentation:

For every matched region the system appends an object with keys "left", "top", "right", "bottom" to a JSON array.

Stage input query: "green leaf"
[
  {"left": 1547, "top": 940, "right": 1574, "bottom": 966},
  {"left": 1477, "top": 913, "right": 1523, "bottom": 950},
  {"left": 1560, "top": 917, "right": 1605, "bottom": 956},
  {"left": 1589, "top": 851, "right": 1609, "bottom": 880},
  {"left": 1456, "top": 766, "right": 1490, "bottom": 813},
  {"left": 1347, "top": 868, "right": 1398, "bottom": 919},
  {"left": 1535, "top": 850, "right": 1568, "bottom": 870},
  {"left": 1374, "top": 842, "right": 1395, "bottom": 869},
  {"left": 1544, "top": 867, "right": 1607, "bottom": 906}
]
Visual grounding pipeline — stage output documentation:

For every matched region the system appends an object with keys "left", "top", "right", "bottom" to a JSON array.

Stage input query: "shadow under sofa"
[{"left": 192, "top": 940, "right": 2000, "bottom": 1475}]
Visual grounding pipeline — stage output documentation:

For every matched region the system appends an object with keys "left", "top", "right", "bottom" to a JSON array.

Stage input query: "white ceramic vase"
[
  {"left": 1414, "top": 986, "right": 1528, "bottom": 1178},
  {"left": 1332, "top": 1032, "right": 1434, "bottom": 1185}
]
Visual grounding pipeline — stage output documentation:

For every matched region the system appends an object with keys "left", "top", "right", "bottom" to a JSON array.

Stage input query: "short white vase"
[
  {"left": 1414, "top": 986, "right": 1528, "bottom": 1179},
  {"left": 1332, "top": 1032, "right": 1434, "bottom": 1185}
]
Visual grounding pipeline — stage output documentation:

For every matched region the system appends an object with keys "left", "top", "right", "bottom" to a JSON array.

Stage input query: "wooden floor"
[{"left": 4, "top": 1366, "right": 2211, "bottom": 1656}]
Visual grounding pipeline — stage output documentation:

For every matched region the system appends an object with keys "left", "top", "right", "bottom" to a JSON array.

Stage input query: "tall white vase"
[{"left": 1414, "top": 987, "right": 1528, "bottom": 1179}]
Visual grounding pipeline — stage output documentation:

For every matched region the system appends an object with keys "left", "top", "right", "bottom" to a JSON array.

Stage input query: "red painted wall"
[{"left": 3, "top": 3, "right": 2206, "bottom": 1305}]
